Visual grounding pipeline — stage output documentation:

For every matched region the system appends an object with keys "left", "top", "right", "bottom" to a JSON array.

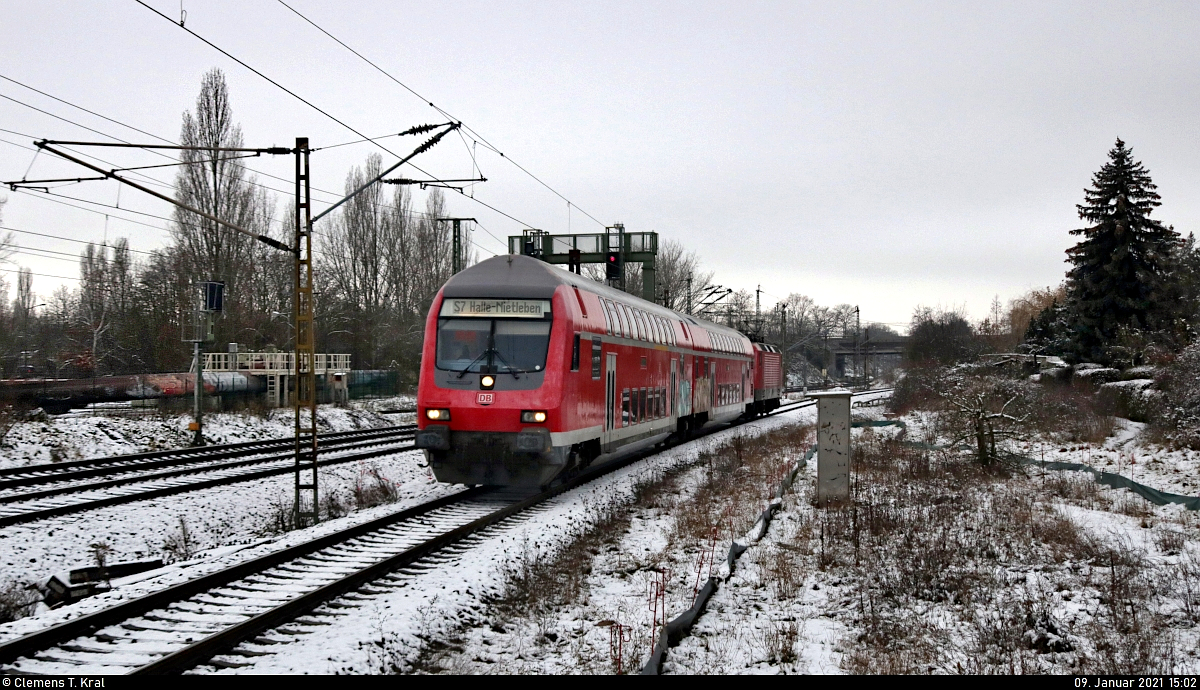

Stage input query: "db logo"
[{"left": 476, "top": 392, "right": 495, "bottom": 405}]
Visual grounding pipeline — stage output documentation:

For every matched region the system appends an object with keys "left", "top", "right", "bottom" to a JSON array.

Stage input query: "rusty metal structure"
[{"left": 293, "top": 138, "right": 319, "bottom": 528}]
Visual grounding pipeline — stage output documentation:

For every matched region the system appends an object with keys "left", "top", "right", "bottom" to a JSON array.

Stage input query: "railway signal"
[{"left": 605, "top": 250, "right": 622, "bottom": 279}]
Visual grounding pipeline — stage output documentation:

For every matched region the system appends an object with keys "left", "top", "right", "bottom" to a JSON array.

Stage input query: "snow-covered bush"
[
  {"left": 0, "top": 403, "right": 20, "bottom": 446},
  {"left": 939, "top": 375, "right": 1034, "bottom": 465},
  {"left": 1150, "top": 341, "right": 1200, "bottom": 448},
  {"left": 0, "top": 577, "right": 40, "bottom": 623}
]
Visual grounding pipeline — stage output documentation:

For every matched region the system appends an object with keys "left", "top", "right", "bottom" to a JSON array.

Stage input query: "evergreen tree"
[
  {"left": 1064, "top": 139, "right": 1181, "bottom": 363},
  {"left": 1023, "top": 300, "right": 1070, "bottom": 355}
]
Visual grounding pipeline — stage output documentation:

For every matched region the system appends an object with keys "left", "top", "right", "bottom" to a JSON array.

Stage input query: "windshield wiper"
[
  {"left": 455, "top": 349, "right": 491, "bottom": 378},
  {"left": 491, "top": 349, "right": 522, "bottom": 379}
]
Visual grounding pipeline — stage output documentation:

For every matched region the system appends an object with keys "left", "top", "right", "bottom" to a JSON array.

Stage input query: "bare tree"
[
  {"left": 319, "top": 154, "right": 392, "bottom": 367},
  {"left": 171, "top": 68, "right": 275, "bottom": 348},
  {"left": 653, "top": 239, "right": 713, "bottom": 312},
  {"left": 77, "top": 244, "right": 111, "bottom": 376},
  {"left": 0, "top": 195, "right": 12, "bottom": 265}
]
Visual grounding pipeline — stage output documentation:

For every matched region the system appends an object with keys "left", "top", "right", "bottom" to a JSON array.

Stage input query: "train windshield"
[{"left": 436, "top": 318, "right": 552, "bottom": 374}]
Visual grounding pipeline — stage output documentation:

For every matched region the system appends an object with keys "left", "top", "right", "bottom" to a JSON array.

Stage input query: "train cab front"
[{"left": 415, "top": 292, "right": 568, "bottom": 487}]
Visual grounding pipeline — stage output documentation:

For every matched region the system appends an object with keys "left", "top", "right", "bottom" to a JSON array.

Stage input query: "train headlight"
[
  {"left": 521, "top": 410, "right": 548, "bottom": 424},
  {"left": 480, "top": 375, "right": 495, "bottom": 389},
  {"left": 425, "top": 408, "right": 451, "bottom": 421}
]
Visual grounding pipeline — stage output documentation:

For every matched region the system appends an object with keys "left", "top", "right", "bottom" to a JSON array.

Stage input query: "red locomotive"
[{"left": 415, "top": 254, "right": 784, "bottom": 486}]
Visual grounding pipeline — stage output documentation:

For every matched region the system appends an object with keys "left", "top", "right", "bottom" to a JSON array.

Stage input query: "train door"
[
  {"left": 669, "top": 358, "right": 677, "bottom": 419},
  {"left": 710, "top": 359, "right": 716, "bottom": 408},
  {"left": 604, "top": 352, "right": 618, "bottom": 445}
]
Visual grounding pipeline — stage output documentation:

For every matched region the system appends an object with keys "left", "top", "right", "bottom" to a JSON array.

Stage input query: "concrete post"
[{"left": 808, "top": 389, "right": 852, "bottom": 505}]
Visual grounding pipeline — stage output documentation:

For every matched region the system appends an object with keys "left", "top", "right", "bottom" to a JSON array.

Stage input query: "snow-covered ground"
[
  {"left": 408, "top": 404, "right": 1200, "bottom": 675},
  {"left": 190, "top": 404, "right": 825, "bottom": 674},
  {"left": 1014, "top": 418, "right": 1200, "bottom": 497},
  {"left": 0, "top": 397, "right": 427, "bottom": 609},
  {"left": 0, "top": 395, "right": 415, "bottom": 470},
  {"left": 8, "top": 388, "right": 1193, "bottom": 675}
]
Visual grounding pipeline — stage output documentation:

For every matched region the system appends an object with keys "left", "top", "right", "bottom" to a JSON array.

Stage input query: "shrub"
[
  {"left": 1149, "top": 341, "right": 1200, "bottom": 448},
  {"left": 0, "top": 578, "right": 39, "bottom": 623},
  {"left": 905, "top": 308, "right": 986, "bottom": 366}
]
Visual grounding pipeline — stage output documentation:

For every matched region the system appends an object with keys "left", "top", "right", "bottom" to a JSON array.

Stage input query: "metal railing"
[
  {"left": 508, "top": 231, "right": 657, "bottom": 256},
  {"left": 202, "top": 352, "right": 351, "bottom": 374}
]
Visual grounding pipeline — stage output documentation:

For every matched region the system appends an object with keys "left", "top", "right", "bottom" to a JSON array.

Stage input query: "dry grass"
[
  {"left": 0, "top": 577, "right": 40, "bottom": 623},
  {"left": 411, "top": 424, "right": 816, "bottom": 674},
  {"left": 161, "top": 515, "right": 199, "bottom": 563},
  {"left": 823, "top": 432, "right": 1184, "bottom": 674},
  {"left": 353, "top": 466, "right": 400, "bottom": 509}
]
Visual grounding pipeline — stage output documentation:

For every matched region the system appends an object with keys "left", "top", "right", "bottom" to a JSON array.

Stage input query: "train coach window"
[
  {"left": 609, "top": 301, "right": 625, "bottom": 338},
  {"left": 435, "top": 319, "right": 490, "bottom": 373},
  {"left": 639, "top": 388, "right": 647, "bottom": 423},
  {"left": 493, "top": 320, "right": 553, "bottom": 372},
  {"left": 618, "top": 304, "right": 632, "bottom": 339},
  {"left": 599, "top": 299, "right": 609, "bottom": 334},
  {"left": 571, "top": 333, "right": 581, "bottom": 371},
  {"left": 622, "top": 390, "right": 630, "bottom": 427},
  {"left": 592, "top": 337, "right": 602, "bottom": 379}
]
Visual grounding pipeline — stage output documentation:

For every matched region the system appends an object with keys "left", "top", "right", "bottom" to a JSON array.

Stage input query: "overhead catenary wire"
[
  {"left": 274, "top": 0, "right": 607, "bottom": 229},
  {"left": 0, "top": 266, "right": 80, "bottom": 281},
  {"left": 5, "top": 189, "right": 484, "bottom": 282},
  {"left": 0, "top": 78, "right": 508, "bottom": 250},
  {"left": 134, "top": 1, "right": 539, "bottom": 245}
]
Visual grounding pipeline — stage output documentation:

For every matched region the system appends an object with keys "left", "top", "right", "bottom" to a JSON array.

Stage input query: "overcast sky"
[{"left": 2, "top": 1, "right": 1198, "bottom": 329}]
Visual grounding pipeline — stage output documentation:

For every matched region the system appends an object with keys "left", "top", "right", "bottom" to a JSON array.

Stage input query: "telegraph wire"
[
  {"left": 135, "top": 1, "right": 387, "bottom": 163},
  {"left": 0, "top": 73, "right": 174, "bottom": 145},
  {"left": 6, "top": 190, "right": 475, "bottom": 278},
  {"left": 8, "top": 244, "right": 105, "bottom": 263},
  {"left": 0, "top": 266, "right": 80, "bottom": 281},
  {"left": 0, "top": 93, "right": 135, "bottom": 146},
  {"left": 0, "top": 224, "right": 157, "bottom": 256},
  {"left": 274, "top": 0, "right": 607, "bottom": 228}
]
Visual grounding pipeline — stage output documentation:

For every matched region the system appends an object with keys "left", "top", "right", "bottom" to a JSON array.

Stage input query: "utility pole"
[
  {"left": 781, "top": 303, "right": 787, "bottom": 389},
  {"left": 854, "top": 306, "right": 861, "bottom": 387},
  {"left": 184, "top": 281, "right": 222, "bottom": 447},
  {"left": 436, "top": 218, "right": 476, "bottom": 274},
  {"left": 755, "top": 285, "right": 761, "bottom": 339},
  {"left": 686, "top": 275, "right": 693, "bottom": 316},
  {"left": 294, "top": 138, "right": 318, "bottom": 529},
  {"left": 192, "top": 338, "right": 203, "bottom": 445}
]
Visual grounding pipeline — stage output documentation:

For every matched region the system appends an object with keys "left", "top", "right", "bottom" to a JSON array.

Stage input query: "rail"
[{"left": 0, "top": 390, "right": 889, "bottom": 674}]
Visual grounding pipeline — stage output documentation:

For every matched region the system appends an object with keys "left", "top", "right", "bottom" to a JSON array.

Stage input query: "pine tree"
[{"left": 1064, "top": 139, "right": 1181, "bottom": 363}]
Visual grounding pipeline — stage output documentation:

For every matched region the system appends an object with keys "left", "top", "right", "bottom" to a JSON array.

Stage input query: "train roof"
[{"left": 442, "top": 254, "right": 748, "bottom": 341}]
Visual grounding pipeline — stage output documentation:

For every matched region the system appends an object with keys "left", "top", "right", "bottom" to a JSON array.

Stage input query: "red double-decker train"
[{"left": 415, "top": 254, "right": 784, "bottom": 486}]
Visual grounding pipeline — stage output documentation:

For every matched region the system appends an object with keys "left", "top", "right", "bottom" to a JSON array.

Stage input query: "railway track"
[
  {"left": 0, "top": 389, "right": 889, "bottom": 674},
  {"left": 0, "top": 426, "right": 417, "bottom": 528}
]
